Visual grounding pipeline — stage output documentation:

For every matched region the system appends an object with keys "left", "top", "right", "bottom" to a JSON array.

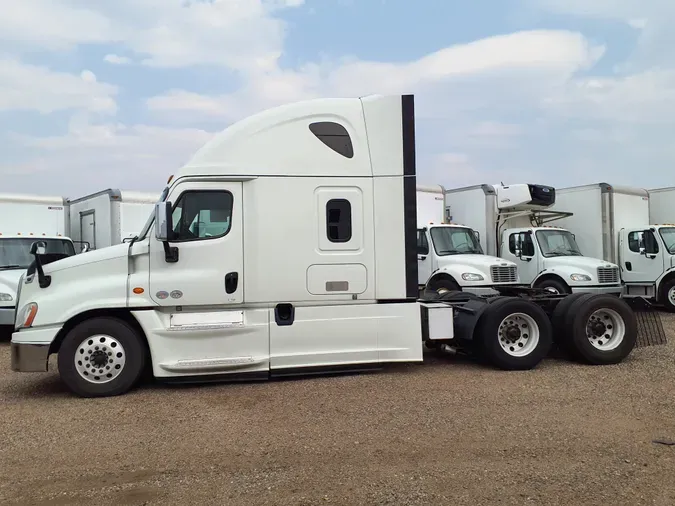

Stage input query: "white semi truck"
[
  {"left": 552, "top": 183, "right": 675, "bottom": 311},
  {"left": 444, "top": 184, "right": 623, "bottom": 296},
  {"left": 416, "top": 184, "right": 521, "bottom": 295},
  {"left": 10, "top": 94, "right": 646, "bottom": 397},
  {"left": 67, "top": 189, "right": 159, "bottom": 252},
  {"left": 0, "top": 193, "right": 77, "bottom": 332},
  {"left": 648, "top": 186, "right": 675, "bottom": 225}
]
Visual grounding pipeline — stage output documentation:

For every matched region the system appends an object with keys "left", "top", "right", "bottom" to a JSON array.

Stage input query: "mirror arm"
[{"left": 162, "top": 241, "right": 179, "bottom": 263}]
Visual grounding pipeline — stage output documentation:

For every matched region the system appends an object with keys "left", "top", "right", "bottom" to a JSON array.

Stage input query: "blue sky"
[{"left": 0, "top": 0, "right": 673, "bottom": 197}]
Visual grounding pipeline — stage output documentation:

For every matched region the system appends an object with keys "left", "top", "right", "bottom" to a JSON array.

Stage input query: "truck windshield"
[
  {"left": 430, "top": 227, "right": 483, "bottom": 255},
  {"left": 535, "top": 229, "right": 583, "bottom": 257},
  {"left": 659, "top": 227, "right": 675, "bottom": 254},
  {"left": 0, "top": 238, "right": 75, "bottom": 269}
]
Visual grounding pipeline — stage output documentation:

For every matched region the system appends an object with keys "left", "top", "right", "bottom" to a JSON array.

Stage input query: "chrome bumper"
[
  {"left": 0, "top": 307, "right": 15, "bottom": 326},
  {"left": 11, "top": 342, "right": 50, "bottom": 372},
  {"left": 571, "top": 286, "right": 623, "bottom": 295}
]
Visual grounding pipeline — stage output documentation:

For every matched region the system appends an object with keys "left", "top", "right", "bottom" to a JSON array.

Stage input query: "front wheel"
[
  {"left": 57, "top": 317, "right": 147, "bottom": 398},
  {"left": 535, "top": 277, "right": 570, "bottom": 295},
  {"left": 659, "top": 278, "right": 675, "bottom": 313},
  {"left": 475, "top": 297, "right": 553, "bottom": 370}
]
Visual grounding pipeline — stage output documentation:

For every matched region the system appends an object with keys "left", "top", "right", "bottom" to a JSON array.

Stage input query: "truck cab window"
[
  {"left": 659, "top": 227, "right": 675, "bottom": 254},
  {"left": 171, "top": 191, "right": 233, "bottom": 241},
  {"left": 416, "top": 229, "right": 429, "bottom": 255},
  {"left": 326, "top": 198, "right": 352, "bottom": 242},
  {"left": 628, "top": 230, "right": 659, "bottom": 254}
]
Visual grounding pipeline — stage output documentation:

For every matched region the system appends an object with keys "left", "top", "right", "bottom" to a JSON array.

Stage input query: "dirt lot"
[{"left": 1, "top": 316, "right": 675, "bottom": 506}]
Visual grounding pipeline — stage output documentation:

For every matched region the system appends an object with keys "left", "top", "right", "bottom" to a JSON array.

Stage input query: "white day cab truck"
[
  {"left": 416, "top": 184, "right": 521, "bottom": 295},
  {"left": 0, "top": 193, "right": 80, "bottom": 334},
  {"left": 444, "top": 184, "right": 623, "bottom": 296},
  {"left": 551, "top": 183, "right": 675, "bottom": 312},
  {"left": 10, "top": 94, "right": 656, "bottom": 398},
  {"left": 67, "top": 189, "right": 159, "bottom": 252}
]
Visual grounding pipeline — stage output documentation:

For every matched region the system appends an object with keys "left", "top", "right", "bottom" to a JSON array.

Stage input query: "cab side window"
[
  {"left": 171, "top": 191, "right": 233, "bottom": 241},
  {"left": 417, "top": 229, "right": 429, "bottom": 255}
]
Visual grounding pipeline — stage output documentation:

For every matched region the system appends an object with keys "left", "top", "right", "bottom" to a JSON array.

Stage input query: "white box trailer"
[
  {"left": 552, "top": 183, "right": 675, "bottom": 310},
  {"left": 67, "top": 189, "right": 158, "bottom": 251},
  {"left": 648, "top": 187, "right": 675, "bottom": 225},
  {"left": 444, "top": 184, "right": 623, "bottom": 296},
  {"left": 0, "top": 193, "right": 76, "bottom": 330},
  {"left": 10, "top": 94, "right": 654, "bottom": 397},
  {"left": 415, "top": 184, "right": 521, "bottom": 295}
]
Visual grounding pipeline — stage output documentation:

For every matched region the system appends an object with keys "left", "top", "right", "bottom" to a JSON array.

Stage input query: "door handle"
[{"left": 225, "top": 272, "right": 238, "bottom": 294}]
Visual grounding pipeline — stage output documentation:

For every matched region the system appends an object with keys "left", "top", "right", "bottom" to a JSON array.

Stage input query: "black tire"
[
  {"left": 550, "top": 293, "right": 591, "bottom": 345},
  {"left": 659, "top": 278, "right": 675, "bottom": 313},
  {"left": 429, "top": 277, "right": 461, "bottom": 294},
  {"left": 561, "top": 294, "right": 637, "bottom": 365},
  {"left": 474, "top": 297, "right": 553, "bottom": 370},
  {"left": 57, "top": 317, "right": 147, "bottom": 398},
  {"left": 535, "top": 277, "right": 570, "bottom": 295}
]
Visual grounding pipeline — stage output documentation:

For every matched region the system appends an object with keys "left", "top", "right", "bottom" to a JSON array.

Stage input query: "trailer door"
[{"left": 80, "top": 210, "right": 96, "bottom": 251}]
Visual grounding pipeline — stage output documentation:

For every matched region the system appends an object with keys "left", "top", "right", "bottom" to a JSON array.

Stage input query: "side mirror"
[
  {"left": 473, "top": 230, "right": 480, "bottom": 242},
  {"left": 30, "top": 241, "right": 47, "bottom": 256},
  {"left": 81, "top": 242, "right": 90, "bottom": 253},
  {"left": 154, "top": 201, "right": 179, "bottom": 263},
  {"left": 154, "top": 201, "right": 173, "bottom": 242}
]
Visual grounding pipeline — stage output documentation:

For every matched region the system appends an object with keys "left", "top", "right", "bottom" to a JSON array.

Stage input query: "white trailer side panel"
[
  {"left": 549, "top": 185, "right": 605, "bottom": 260},
  {"left": 416, "top": 185, "right": 444, "bottom": 226},
  {"left": 649, "top": 187, "right": 675, "bottom": 224},
  {"left": 444, "top": 186, "right": 493, "bottom": 254},
  {"left": 0, "top": 194, "right": 67, "bottom": 236},
  {"left": 68, "top": 193, "right": 112, "bottom": 250},
  {"left": 117, "top": 191, "right": 158, "bottom": 242}
]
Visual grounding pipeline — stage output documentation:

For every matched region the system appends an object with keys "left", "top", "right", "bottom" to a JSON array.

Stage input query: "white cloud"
[
  {"left": 103, "top": 54, "right": 131, "bottom": 65},
  {"left": 0, "top": 59, "right": 117, "bottom": 114},
  {"left": 0, "top": 0, "right": 305, "bottom": 72},
  {"left": 148, "top": 29, "right": 604, "bottom": 123},
  {"left": 6, "top": 121, "right": 214, "bottom": 196}
]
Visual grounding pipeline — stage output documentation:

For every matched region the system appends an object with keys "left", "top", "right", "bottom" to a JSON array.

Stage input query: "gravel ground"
[{"left": 1, "top": 315, "right": 675, "bottom": 506}]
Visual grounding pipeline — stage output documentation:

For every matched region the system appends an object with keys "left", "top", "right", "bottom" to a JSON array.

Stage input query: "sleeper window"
[
  {"left": 326, "top": 198, "right": 352, "bottom": 243},
  {"left": 171, "top": 191, "right": 233, "bottom": 241}
]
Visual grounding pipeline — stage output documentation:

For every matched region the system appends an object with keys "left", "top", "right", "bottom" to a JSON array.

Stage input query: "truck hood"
[
  {"left": 43, "top": 243, "right": 130, "bottom": 273},
  {"left": 445, "top": 254, "right": 516, "bottom": 269},
  {"left": 0, "top": 268, "right": 24, "bottom": 301},
  {"left": 542, "top": 256, "right": 616, "bottom": 270}
]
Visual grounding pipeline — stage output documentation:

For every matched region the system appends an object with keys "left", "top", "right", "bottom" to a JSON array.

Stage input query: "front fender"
[
  {"left": 17, "top": 256, "right": 130, "bottom": 328},
  {"left": 429, "top": 265, "right": 489, "bottom": 286},
  {"left": 534, "top": 266, "right": 595, "bottom": 287}
]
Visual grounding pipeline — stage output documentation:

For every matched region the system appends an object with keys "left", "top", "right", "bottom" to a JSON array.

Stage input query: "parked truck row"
[
  {"left": 9, "top": 93, "right": 658, "bottom": 398},
  {"left": 0, "top": 189, "right": 157, "bottom": 333}
]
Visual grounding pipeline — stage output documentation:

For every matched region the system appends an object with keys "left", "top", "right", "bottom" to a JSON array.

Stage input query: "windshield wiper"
[{"left": 0, "top": 264, "right": 24, "bottom": 270}]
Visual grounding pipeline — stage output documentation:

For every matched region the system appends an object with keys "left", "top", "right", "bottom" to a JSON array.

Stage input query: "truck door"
[
  {"left": 149, "top": 181, "right": 244, "bottom": 306},
  {"left": 80, "top": 211, "right": 96, "bottom": 251},
  {"left": 417, "top": 228, "right": 433, "bottom": 285},
  {"left": 502, "top": 230, "right": 539, "bottom": 284},
  {"left": 619, "top": 228, "right": 664, "bottom": 283}
]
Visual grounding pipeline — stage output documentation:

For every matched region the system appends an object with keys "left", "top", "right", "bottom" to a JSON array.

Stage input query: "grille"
[
  {"left": 491, "top": 265, "right": 518, "bottom": 283},
  {"left": 597, "top": 267, "right": 619, "bottom": 284}
]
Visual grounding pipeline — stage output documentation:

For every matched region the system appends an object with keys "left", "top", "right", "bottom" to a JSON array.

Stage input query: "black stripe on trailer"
[{"left": 401, "top": 94, "right": 418, "bottom": 299}]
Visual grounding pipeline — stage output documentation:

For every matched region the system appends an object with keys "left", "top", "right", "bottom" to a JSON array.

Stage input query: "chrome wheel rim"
[{"left": 74, "top": 335, "right": 126, "bottom": 384}]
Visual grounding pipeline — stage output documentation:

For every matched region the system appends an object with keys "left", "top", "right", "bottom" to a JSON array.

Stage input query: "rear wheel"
[
  {"left": 57, "top": 317, "right": 147, "bottom": 398},
  {"left": 560, "top": 294, "right": 637, "bottom": 365},
  {"left": 550, "top": 293, "right": 590, "bottom": 354},
  {"left": 475, "top": 297, "right": 553, "bottom": 370}
]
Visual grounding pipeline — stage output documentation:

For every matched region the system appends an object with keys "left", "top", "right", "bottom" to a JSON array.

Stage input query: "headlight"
[
  {"left": 16, "top": 302, "right": 38, "bottom": 329},
  {"left": 461, "top": 273, "right": 484, "bottom": 281},
  {"left": 570, "top": 274, "right": 592, "bottom": 282},
  {"left": 0, "top": 292, "right": 13, "bottom": 302}
]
